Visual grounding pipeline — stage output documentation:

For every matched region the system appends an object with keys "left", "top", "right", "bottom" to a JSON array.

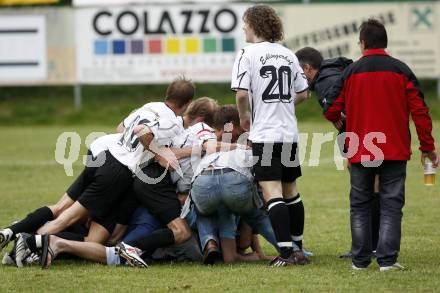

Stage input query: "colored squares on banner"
[
  {"left": 93, "top": 37, "right": 236, "bottom": 55},
  {"left": 131, "top": 40, "right": 144, "bottom": 54},
  {"left": 94, "top": 40, "right": 108, "bottom": 55},
  {"left": 203, "top": 38, "right": 217, "bottom": 53},
  {"left": 184, "top": 38, "right": 200, "bottom": 54},
  {"left": 166, "top": 38, "right": 180, "bottom": 54},
  {"left": 222, "top": 38, "right": 235, "bottom": 52},
  {"left": 149, "top": 39, "right": 162, "bottom": 54},
  {"left": 112, "top": 40, "right": 125, "bottom": 54}
]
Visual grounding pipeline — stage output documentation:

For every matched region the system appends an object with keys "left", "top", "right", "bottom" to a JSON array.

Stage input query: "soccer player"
[
  {"left": 295, "top": 47, "right": 381, "bottom": 258},
  {"left": 325, "top": 19, "right": 438, "bottom": 271},
  {"left": 191, "top": 105, "right": 279, "bottom": 264},
  {"left": 232, "top": 4, "right": 309, "bottom": 266}
]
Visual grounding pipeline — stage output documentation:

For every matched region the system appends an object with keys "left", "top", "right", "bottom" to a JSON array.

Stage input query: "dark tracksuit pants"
[{"left": 350, "top": 161, "right": 406, "bottom": 268}]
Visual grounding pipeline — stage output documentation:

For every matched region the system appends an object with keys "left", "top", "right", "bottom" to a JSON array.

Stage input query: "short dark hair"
[
  {"left": 359, "top": 19, "right": 387, "bottom": 49},
  {"left": 165, "top": 76, "right": 195, "bottom": 108},
  {"left": 212, "top": 105, "right": 240, "bottom": 131},
  {"left": 295, "top": 47, "right": 323, "bottom": 70},
  {"left": 243, "top": 4, "right": 283, "bottom": 42}
]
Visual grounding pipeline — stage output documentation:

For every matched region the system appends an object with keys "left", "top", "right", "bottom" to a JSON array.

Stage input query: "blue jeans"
[
  {"left": 350, "top": 161, "right": 406, "bottom": 267},
  {"left": 123, "top": 207, "right": 163, "bottom": 245},
  {"left": 192, "top": 170, "right": 278, "bottom": 250}
]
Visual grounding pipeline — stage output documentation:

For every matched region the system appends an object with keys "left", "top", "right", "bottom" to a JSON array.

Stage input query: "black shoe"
[
  {"left": 202, "top": 247, "right": 221, "bottom": 265},
  {"left": 291, "top": 250, "right": 310, "bottom": 265},
  {"left": 339, "top": 251, "right": 353, "bottom": 259},
  {"left": 268, "top": 255, "right": 297, "bottom": 267}
]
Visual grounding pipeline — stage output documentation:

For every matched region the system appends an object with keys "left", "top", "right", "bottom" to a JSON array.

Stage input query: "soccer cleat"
[
  {"left": 291, "top": 250, "right": 310, "bottom": 265},
  {"left": 24, "top": 253, "right": 40, "bottom": 266},
  {"left": 268, "top": 256, "right": 297, "bottom": 267},
  {"left": 15, "top": 233, "right": 32, "bottom": 268},
  {"left": 1, "top": 236, "right": 18, "bottom": 266},
  {"left": 352, "top": 264, "right": 367, "bottom": 271},
  {"left": 380, "top": 262, "right": 404, "bottom": 272},
  {"left": 2, "top": 254, "right": 15, "bottom": 266},
  {"left": 0, "top": 229, "right": 13, "bottom": 253},
  {"left": 115, "top": 242, "right": 148, "bottom": 268}
]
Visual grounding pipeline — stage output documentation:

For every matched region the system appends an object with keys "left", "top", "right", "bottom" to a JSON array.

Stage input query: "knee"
[
  {"left": 171, "top": 225, "right": 191, "bottom": 244},
  {"left": 48, "top": 205, "right": 63, "bottom": 218}
]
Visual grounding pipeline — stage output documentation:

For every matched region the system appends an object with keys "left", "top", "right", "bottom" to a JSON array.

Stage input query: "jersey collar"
[{"left": 362, "top": 49, "right": 388, "bottom": 57}]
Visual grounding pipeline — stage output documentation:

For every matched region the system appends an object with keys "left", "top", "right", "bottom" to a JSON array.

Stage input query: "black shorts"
[
  {"left": 252, "top": 142, "right": 302, "bottom": 182},
  {"left": 91, "top": 191, "right": 138, "bottom": 234},
  {"left": 73, "top": 151, "right": 133, "bottom": 220},
  {"left": 66, "top": 151, "right": 99, "bottom": 201},
  {"left": 133, "top": 163, "right": 180, "bottom": 225}
]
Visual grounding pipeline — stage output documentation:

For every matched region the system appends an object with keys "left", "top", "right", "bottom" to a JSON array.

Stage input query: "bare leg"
[
  {"left": 37, "top": 202, "right": 88, "bottom": 235},
  {"left": 47, "top": 235, "right": 107, "bottom": 267},
  {"left": 106, "top": 224, "right": 127, "bottom": 246},
  {"left": 48, "top": 193, "right": 75, "bottom": 218},
  {"left": 282, "top": 181, "right": 298, "bottom": 200},
  {"left": 259, "top": 181, "right": 283, "bottom": 202},
  {"left": 167, "top": 218, "right": 191, "bottom": 244},
  {"left": 84, "top": 221, "right": 111, "bottom": 244}
]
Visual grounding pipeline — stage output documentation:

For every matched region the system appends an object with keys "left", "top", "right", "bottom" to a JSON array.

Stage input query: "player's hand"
[
  {"left": 155, "top": 148, "right": 180, "bottom": 171},
  {"left": 240, "top": 112, "right": 251, "bottom": 132},
  {"left": 421, "top": 150, "right": 439, "bottom": 168}
]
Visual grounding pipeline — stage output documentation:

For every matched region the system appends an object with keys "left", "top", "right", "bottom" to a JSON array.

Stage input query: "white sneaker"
[
  {"left": 2, "top": 254, "right": 15, "bottom": 266},
  {"left": 380, "top": 262, "right": 404, "bottom": 272},
  {"left": 0, "top": 229, "right": 13, "bottom": 253},
  {"left": 115, "top": 242, "right": 148, "bottom": 268},
  {"left": 352, "top": 264, "right": 367, "bottom": 271},
  {"left": 15, "top": 233, "right": 31, "bottom": 268}
]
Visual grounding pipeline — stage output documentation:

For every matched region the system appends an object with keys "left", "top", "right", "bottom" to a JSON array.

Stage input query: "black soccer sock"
[
  {"left": 128, "top": 228, "right": 175, "bottom": 256},
  {"left": 267, "top": 198, "right": 293, "bottom": 259},
  {"left": 371, "top": 192, "right": 380, "bottom": 251},
  {"left": 9, "top": 206, "right": 54, "bottom": 235},
  {"left": 285, "top": 194, "right": 304, "bottom": 249},
  {"left": 55, "top": 232, "right": 85, "bottom": 242}
]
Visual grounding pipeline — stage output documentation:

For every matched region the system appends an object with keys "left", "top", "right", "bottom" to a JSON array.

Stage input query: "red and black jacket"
[{"left": 325, "top": 49, "right": 435, "bottom": 163}]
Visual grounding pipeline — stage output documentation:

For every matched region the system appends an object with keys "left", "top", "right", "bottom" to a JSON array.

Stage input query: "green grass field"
[{"left": 0, "top": 121, "right": 439, "bottom": 292}]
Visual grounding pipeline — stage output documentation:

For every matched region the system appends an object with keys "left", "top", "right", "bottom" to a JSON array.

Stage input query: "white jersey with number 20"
[{"left": 231, "top": 42, "right": 308, "bottom": 143}]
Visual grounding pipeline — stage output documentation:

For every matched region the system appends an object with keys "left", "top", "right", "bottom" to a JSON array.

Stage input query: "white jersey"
[
  {"left": 231, "top": 42, "right": 308, "bottom": 143},
  {"left": 170, "top": 122, "right": 216, "bottom": 193},
  {"left": 192, "top": 147, "right": 255, "bottom": 182},
  {"left": 108, "top": 102, "right": 184, "bottom": 173}
]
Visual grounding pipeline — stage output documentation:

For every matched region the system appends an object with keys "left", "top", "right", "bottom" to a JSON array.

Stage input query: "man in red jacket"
[{"left": 325, "top": 19, "right": 438, "bottom": 271}]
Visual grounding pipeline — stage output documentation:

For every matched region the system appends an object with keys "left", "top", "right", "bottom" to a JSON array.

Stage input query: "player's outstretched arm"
[
  {"left": 294, "top": 91, "right": 308, "bottom": 106},
  {"left": 236, "top": 90, "right": 251, "bottom": 131}
]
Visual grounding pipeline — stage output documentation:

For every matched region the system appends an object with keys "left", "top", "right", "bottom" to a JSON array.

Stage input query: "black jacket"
[{"left": 310, "top": 57, "right": 353, "bottom": 113}]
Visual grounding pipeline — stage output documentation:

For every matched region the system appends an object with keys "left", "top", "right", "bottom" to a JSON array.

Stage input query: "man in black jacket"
[{"left": 295, "top": 47, "right": 380, "bottom": 259}]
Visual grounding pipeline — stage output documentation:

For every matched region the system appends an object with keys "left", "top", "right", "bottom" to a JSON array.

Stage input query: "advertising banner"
[
  {"left": 0, "top": 15, "right": 47, "bottom": 82},
  {"left": 75, "top": 4, "right": 250, "bottom": 84},
  {"left": 280, "top": 2, "right": 440, "bottom": 78}
]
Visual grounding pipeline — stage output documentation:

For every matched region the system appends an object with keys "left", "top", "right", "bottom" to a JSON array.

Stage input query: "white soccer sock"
[
  {"left": 106, "top": 247, "right": 121, "bottom": 266},
  {"left": 35, "top": 235, "right": 42, "bottom": 248}
]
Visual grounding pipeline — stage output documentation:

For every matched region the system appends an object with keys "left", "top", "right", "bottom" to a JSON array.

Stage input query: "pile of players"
[{"left": 0, "top": 76, "right": 309, "bottom": 268}]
